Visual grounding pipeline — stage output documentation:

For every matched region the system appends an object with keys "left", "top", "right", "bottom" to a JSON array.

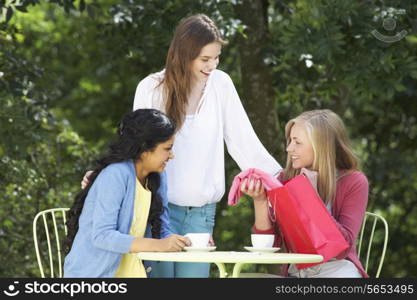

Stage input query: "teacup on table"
[
  {"left": 251, "top": 234, "right": 274, "bottom": 248},
  {"left": 184, "top": 233, "right": 210, "bottom": 248}
]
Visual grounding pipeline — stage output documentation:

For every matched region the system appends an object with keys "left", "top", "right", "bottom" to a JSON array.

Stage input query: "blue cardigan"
[{"left": 64, "top": 160, "right": 172, "bottom": 277}]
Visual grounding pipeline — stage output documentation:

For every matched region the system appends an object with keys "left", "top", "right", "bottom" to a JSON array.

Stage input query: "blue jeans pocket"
[{"left": 204, "top": 205, "right": 216, "bottom": 233}]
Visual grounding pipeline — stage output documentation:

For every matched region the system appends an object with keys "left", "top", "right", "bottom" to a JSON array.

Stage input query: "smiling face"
[
  {"left": 286, "top": 122, "right": 315, "bottom": 170},
  {"left": 140, "top": 137, "right": 175, "bottom": 173},
  {"left": 190, "top": 42, "right": 221, "bottom": 82}
]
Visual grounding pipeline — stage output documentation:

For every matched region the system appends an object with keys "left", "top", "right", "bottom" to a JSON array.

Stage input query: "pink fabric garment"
[
  {"left": 228, "top": 168, "right": 283, "bottom": 206},
  {"left": 299, "top": 168, "right": 318, "bottom": 191}
]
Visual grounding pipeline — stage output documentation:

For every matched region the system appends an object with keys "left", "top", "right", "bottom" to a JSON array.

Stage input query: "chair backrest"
[
  {"left": 33, "top": 208, "right": 69, "bottom": 278},
  {"left": 357, "top": 211, "right": 388, "bottom": 278}
]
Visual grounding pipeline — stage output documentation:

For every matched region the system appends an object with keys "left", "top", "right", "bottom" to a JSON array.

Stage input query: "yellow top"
[{"left": 114, "top": 178, "right": 151, "bottom": 278}]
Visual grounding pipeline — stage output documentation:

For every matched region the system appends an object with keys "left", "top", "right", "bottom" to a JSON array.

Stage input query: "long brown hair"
[
  {"left": 282, "top": 109, "right": 360, "bottom": 204},
  {"left": 161, "top": 14, "right": 226, "bottom": 130}
]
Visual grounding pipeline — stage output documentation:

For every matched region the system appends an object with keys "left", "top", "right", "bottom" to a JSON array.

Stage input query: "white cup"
[
  {"left": 251, "top": 234, "right": 274, "bottom": 248},
  {"left": 184, "top": 233, "right": 210, "bottom": 248}
]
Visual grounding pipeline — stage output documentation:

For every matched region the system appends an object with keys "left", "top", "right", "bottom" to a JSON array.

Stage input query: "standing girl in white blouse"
[
  {"left": 84, "top": 14, "right": 281, "bottom": 277},
  {"left": 133, "top": 14, "right": 281, "bottom": 278}
]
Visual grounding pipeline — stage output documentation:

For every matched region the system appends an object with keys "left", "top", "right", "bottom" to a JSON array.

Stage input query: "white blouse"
[{"left": 133, "top": 69, "right": 282, "bottom": 207}]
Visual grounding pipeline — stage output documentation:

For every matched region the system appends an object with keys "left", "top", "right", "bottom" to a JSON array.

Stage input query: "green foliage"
[
  {"left": 269, "top": 0, "right": 417, "bottom": 277},
  {"left": 1, "top": 0, "right": 417, "bottom": 277},
  {"left": 0, "top": 4, "right": 93, "bottom": 277}
]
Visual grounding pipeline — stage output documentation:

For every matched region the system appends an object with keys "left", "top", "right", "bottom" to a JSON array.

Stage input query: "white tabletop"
[
  {"left": 137, "top": 251, "right": 323, "bottom": 264},
  {"left": 137, "top": 251, "right": 323, "bottom": 277}
]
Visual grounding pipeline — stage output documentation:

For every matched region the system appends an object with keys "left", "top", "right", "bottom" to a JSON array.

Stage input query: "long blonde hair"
[
  {"left": 162, "top": 14, "right": 226, "bottom": 130},
  {"left": 282, "top": 109, "right": 360, "bottom": 204}
]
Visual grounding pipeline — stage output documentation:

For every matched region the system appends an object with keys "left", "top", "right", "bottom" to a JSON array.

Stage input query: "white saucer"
[
  {"left": 184, "top": 246, "right": 216, "bottom": 252},
  {"left": 244, "top": 246, "right": 280, "bottom": 253}
]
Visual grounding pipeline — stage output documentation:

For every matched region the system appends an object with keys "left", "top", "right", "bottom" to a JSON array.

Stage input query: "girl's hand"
[
  {"left": 159, "top": 234, "right": 191, "bottom": 252},
  {"left": 240, "top": 178, "right": 267, "bottom": 202},
  {"left": 81, "top": 170, "right": 93, "bottom": 189}
]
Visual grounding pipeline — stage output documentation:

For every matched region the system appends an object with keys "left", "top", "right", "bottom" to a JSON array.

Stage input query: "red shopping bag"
[{"left": 267, "top": 175, "right": 349, "bottom": 269}]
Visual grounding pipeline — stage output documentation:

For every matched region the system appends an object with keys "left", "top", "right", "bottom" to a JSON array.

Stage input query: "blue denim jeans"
[{"left": 148, "top": 202, "right": 216, "bottom": 278}]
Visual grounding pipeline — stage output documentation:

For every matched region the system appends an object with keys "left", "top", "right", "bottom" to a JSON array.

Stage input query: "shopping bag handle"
[{"left": 267, "top": 198, "right": 276, "bottom": 223}]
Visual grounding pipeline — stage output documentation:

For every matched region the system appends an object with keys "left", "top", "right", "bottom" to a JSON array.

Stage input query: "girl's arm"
[
  {"left": 241, "top": 178, "right": 284, "bottom": 248},
  {"left": 240, "top": 178, "right": 274, "bottom": 231},
  {"left": 221, "top": 73, "right": 282, "bottom": 176},
  {"left": 333, "top": 172, "right": 369, "bottom": 258},
  {"left": 129, "top": 171, "right": 192, "bottom": 252},
  {"left": 90, "top": 165, "right": 135, "bottom": 254},
  {"left": 129, "top": 234, "right": 190, "bottom": 253},
  {"left": 90, "top": 165, "right": 190, "bottom": 253}
]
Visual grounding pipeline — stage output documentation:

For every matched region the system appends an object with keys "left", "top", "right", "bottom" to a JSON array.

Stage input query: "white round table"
[{"left": 137, "top": 251, "right": 323, "bottom": 277}]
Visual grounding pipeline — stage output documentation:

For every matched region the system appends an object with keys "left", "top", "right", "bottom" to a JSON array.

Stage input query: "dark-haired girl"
[{"left": 64, "top": 109, "right": 190, "bottom": 278}]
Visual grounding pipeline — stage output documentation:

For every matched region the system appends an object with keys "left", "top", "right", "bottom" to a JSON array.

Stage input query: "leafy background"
[{"left": 1, "top": 0, "right": 416, "bottom": 277}]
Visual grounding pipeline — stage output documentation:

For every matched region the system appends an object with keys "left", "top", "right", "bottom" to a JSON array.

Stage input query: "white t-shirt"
[{"left": 133, "top": 69, "right": 282, "bottom": 207}]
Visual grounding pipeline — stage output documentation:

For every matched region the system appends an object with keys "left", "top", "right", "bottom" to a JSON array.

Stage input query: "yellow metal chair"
[
  {"left": 357, "top": 211, "right": 389, "bottom": 278},
  {"left": 33, "top": 208, "right": 69, "bottom": 278}
]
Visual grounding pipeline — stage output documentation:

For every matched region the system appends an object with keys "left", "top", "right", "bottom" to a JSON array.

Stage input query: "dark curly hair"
[{"left": 63, "top": 109, "right": 175, "bottom": 255}]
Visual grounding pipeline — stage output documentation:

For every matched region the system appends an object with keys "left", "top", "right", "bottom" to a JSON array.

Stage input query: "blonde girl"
[{"left": 242, "top": 109, "right": 369, "bottom": 278}]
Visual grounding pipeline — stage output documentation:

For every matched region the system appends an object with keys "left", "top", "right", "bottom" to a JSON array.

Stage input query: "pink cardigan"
[{"left": 253, "top": 171, "right": 369, "bottom": 278}]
